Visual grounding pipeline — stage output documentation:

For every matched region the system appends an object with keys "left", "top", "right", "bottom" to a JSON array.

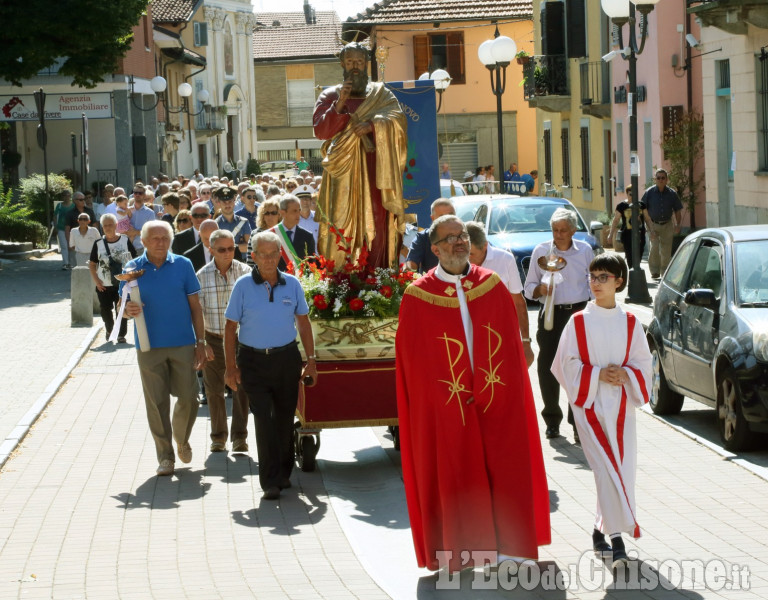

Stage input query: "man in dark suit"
[
  {"left": 184, "top": 219, "right": 219, "bottom": 272},
  {"left": 272, "top": 194, "right": 315, "bottom": 272},
  {"left": 172, "top": 203, "right": 211, "bottom": 255}
]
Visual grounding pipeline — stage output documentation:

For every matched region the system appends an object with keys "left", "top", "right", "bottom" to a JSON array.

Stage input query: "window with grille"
[
  {"left": 580, "top": 125, "right": 591, "bottom": 190},
  {"left": 757, "top": 56, "right": 768, "bottom": 171},
  {"left": 287, "top": 79, "right": 315, "bottom": 126},
  {"left": 561, "top": 125, "right": 570, "bottom": 186}
]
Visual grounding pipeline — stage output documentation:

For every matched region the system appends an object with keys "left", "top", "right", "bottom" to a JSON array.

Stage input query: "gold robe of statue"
[{"left": 313, "top": 82, "right": 407, "bottom": 268}]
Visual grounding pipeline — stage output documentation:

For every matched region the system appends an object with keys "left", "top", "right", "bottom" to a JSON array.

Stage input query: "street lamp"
[
  {"left": 601, "top": 0, "right": 661, "bottom": 304},
  {"left": 418, "top": 69, "right": 452, "bottom": 111},
  {"left": 128, "top": 75, "right": 209, "bottom": 116},
  {"left": 478, "top": 27, "right": 517, "bottom": 190}
]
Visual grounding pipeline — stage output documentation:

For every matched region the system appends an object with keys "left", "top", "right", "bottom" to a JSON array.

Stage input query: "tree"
[
  {"left": 0, "top": 0, "right": 149, "bottom": 88},
  {"left": 660, "top": 110, "right": 705, "bottom": 230}
]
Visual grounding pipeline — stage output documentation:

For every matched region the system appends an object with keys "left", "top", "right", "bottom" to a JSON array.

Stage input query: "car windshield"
[
  {"left": 488, "top": 202, "right": 586, "bottom": 235},
  {"left": 452, "top": 199, "right": 485, "bottom": 223},
  {"left": 441, "top": 183, "right": 467, "bottom": 197},
  {"left": 735, "top": 240, "right": 768, "bottom": 305}
]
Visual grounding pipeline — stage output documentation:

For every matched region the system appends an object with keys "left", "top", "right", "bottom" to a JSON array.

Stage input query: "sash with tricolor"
[{"left": 269, "top": 223, "right": 300, "bottom": 273}]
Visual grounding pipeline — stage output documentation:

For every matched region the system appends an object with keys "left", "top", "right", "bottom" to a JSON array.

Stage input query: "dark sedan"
[
  {"left": 469, "top": 196, "right": 604, "bottom": 283},
  {"left": 647, "top": 226, "right": 768, "bottom": 451}
]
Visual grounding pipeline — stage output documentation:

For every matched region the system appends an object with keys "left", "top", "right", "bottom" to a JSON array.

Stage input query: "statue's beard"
[{"left": 343, "top": 68, "right": 369, "bottom": 95}]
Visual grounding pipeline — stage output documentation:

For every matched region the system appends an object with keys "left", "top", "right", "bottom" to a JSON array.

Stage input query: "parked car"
[
  {"left": 469, "top": 196, "right": 604, "bottom": 282},
  {"left": 440, "top": 179, "right": 467, "bottom": 198},
  {"left": 647, "top": 226, "right": 768, "bottom": 451},
  {"left": 260, "top": 160, "right": 298, "bottom": 179}
]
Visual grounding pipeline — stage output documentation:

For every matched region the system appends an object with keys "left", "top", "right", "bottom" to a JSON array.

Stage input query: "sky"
[{"left": 251, "top": 0, "right": 373, "bottom": 21}]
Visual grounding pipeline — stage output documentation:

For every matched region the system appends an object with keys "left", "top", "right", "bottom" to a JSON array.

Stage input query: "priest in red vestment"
[
  {"left": 313, "top": 42, "right": 407, "bottom": 269},
  {"left": 396, "top": 215, "right": 551, "bottom": 573}
]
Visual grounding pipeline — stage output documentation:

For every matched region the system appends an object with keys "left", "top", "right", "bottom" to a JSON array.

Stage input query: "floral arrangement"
[{"left": 297, "top": 226, "right": 418, "bottom": 319}]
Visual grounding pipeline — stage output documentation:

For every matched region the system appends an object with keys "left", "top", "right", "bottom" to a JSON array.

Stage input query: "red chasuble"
[{"left": 396, "top": 265, "right": 551, "bottom": 572}]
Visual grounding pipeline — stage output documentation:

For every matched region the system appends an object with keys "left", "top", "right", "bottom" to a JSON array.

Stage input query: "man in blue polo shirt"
[
  {"left": 123, "top": 221, "right": 211, "bottom": 476},
  {"left": 224, "top": 231, "right": 318, "bottom": 501}
]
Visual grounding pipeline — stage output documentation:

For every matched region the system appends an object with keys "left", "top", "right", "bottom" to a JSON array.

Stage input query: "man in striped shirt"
[{"left": 197, "top": 229, "right": 252, "bottom": 453}]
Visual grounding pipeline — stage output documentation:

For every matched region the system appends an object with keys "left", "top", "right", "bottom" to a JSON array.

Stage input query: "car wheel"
[
  {"left": 716, "top": 372, "right": 759, "bottom": 452},
  {"left": 649, "top": 344, "right": 684, "bottom": 415}
]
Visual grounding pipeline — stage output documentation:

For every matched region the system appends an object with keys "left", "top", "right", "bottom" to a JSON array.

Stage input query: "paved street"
[{"left": 1, "top": 256, "right": 768, "bottom": 598}]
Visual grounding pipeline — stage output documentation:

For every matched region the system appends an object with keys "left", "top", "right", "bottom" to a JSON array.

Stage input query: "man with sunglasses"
[
  {"left": 214, "top": 187, "right": 251, "bottom": 255},
  {"left": 172, "top": 204, "right": 211, "bottom": 255},
  {"left": 126, "top": 183, "right": 156, "bottom": 253},
  {"left": 235, "top": 186, "right": 263, "bottom": 230},
  {"left": 395, "top": 214, "right": 551, "bottom": 572},
  {"left": 196, "top": 229, "right": 252, "bottom": 454},
  {"left": 641, "top": 168, "right": 683, "bottom": 278}
]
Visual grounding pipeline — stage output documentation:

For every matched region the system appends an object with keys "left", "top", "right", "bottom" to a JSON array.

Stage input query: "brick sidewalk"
[{"left": 0, "top": 255, "right": 100, "bottom": 467}]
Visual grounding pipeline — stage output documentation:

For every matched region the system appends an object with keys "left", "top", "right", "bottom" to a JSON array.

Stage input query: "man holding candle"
[{"left": 123, "top": 221, "right": 211, "bottom": 476}]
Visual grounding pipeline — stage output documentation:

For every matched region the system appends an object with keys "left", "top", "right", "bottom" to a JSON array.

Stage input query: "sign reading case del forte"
[{"left": 0, "top": 93, "right": 113, "bottom": 121}]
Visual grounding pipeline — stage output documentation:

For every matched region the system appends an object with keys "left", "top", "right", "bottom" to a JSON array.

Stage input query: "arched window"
[{"left": 224, "top": 22, "right": 234, "bottom": 77}]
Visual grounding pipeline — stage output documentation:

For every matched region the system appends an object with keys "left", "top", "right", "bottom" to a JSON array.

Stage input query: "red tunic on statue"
[{"left": 395, "top": 265, "right": 551, "bottom": 572}]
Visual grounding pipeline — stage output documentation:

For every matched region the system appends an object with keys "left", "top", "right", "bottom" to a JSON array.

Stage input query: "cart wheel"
[
  {"left": 299, "top": 435, "right": 317, "bottom": 472},
  {"left": 392, "top": 426, "right": 400, "bottom": 452}
]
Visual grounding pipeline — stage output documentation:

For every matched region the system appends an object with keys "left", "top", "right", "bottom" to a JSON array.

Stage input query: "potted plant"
[
  {"left": 515, "top": 50, "right": 531, "bottom": 65},
  {"left": 534, "top": 65, "right": 550, "bottom": 95}
]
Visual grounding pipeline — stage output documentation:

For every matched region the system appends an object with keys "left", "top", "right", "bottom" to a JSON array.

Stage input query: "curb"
[
  {"left": 0, "top": 323, "right": 102, "bottom": 469},
  {"left": 640, "top": 405, "right": 768, "bottom": 483}
]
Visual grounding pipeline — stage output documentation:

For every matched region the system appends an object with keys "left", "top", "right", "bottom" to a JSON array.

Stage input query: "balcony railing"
[
  {"left": 195, "top": 108, "right": 226, "bottom": 133},
  {"left": 579, "top": 61, "right": 611, "bottom": 118},
  {"left": 522, "top": 55, "right": 569, "bottom": 100}
]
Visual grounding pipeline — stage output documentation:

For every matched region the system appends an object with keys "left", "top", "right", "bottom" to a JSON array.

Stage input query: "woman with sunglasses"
[
  {"left": 246, "top": 198, "right": 281, "bottom": 266},
  {"left": 174, "top": 209, "right": 193, "bottom": 233}
]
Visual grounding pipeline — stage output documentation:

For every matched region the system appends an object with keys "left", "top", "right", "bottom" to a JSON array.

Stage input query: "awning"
[{"left": 160, "top": 47, "right": 206, "bottom": 67}]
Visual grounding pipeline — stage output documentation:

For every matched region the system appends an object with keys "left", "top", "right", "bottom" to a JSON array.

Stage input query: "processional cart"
[{"left": 294, "top": 235, "right": 416, "bottom": 472}]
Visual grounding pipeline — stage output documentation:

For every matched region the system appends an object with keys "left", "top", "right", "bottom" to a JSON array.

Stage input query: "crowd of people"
[{"left": 52, "top": 155, "right": 655, "bottom": 571}]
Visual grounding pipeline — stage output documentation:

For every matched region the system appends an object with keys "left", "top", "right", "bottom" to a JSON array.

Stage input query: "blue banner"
[{"left": 387, "top": 81, "right": 440, "bottom": 228}]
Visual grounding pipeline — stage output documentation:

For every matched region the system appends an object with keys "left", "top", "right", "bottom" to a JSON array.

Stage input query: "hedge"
[{"left": 0, "top": 214, "right": 48, "bottom": 247}]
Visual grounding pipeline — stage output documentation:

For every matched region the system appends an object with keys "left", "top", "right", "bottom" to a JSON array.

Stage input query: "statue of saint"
[{"left": 313, "top": 43, "right": 407, "bottom": 268}]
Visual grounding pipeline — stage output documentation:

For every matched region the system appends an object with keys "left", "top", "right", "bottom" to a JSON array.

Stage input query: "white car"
[{"left": 260, "top": 160, "right": 298, "bottom": 179}]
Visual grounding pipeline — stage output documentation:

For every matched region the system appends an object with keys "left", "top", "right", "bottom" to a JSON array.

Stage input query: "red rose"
[
  {"left": 365, "top": 276, "right": 377, "bottom": 285},
  {"left": 313, "top": 295, "right": 328, "bottom": 310},
  {"left": 379, "top": 285, "right": 393, "bottom": 298},
  {"left": 349, "top": 298, "right": 365, "bottom": 311},
  {"left": 343, "top": 262, "right": 356, "bottom": 273}
]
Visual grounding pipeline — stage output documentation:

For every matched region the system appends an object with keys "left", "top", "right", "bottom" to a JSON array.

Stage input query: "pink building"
[{"left": 609, "top": 2, "right": 705, "bottom": 230}]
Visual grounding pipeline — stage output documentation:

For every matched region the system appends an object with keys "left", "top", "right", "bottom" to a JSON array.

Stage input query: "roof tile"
[
  {"left": 151, "top": 0, "right": 199, "bottom": 23},
  {"left": 346, "top": 0, "right": 532, "bottom": 24},
  {"left": 253, "top": 15, "right": 342, "bottom": 61}
]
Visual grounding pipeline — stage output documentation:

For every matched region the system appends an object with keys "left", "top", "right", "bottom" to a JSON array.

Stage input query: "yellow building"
[
  {"left": 345, "top": 0, "right": 537, "bottom": 182},
  {"left": 528, "top": 0, "right": 613, "bottom": 221}
]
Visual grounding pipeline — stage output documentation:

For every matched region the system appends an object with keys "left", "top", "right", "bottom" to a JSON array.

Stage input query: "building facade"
[
  {"left": 252, "top": 10, "right": 342, "bottom": 173},
  {"left": 690, "top": 0, "right": 768, "bottom": 226},
  {"left": 345, "top": 0, "right": 538, "bottom": 184}
]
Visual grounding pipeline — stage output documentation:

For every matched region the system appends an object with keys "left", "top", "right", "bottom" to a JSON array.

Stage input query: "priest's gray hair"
[
  {"left": 550, "top": 208, "right": 578, "bottom": 231},
  {"left": 428, "top": 214, "right": 465, "bottom": 244}
]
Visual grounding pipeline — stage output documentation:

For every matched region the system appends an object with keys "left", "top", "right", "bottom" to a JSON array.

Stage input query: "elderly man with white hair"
[
  {"left": 123, "top": 220, "right": 212, "bottom": 476},
  {"left": 524, "top": 207, "right": 594, "bottom": 442},
  {"left": 224, "top": 231, "right": 318, "bottom": 500},
  {"left": 89, "top": 213, "right": 137, "bottom": 342}
]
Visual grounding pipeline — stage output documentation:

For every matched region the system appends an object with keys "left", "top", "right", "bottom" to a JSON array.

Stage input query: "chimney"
[{"left": 303, "top": 0, "right": 312, "bottom": 25}]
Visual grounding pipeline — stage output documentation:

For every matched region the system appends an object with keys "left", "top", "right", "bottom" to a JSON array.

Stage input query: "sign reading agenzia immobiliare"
[{"left": 0, "top": 93, "right": 113, "bottom": 121}]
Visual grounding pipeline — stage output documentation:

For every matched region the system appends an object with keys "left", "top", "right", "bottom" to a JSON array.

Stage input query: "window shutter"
[
  {"left": 543, "top": 129, "right": 552, "bottom": 183},
  {"left": 413, "top": 35, "right": 430, "bottom": 78},
  {"left": 445, "top": 32, "right": 465, "bottom": 84},
  {"left": 541, "top": 2, "right": 565, "bottom": 56},
  {"left": 561, "top": 126, "right": 570, "bottom": 186},
  {"left": 580, "top": 126, "right": 591, "bottom": 190},
  {"left": 566, "top": 0, "right": 586, "bottom": 59},
  {"left": 194, "top": 22, "right": 208, "bottom": 47}
]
